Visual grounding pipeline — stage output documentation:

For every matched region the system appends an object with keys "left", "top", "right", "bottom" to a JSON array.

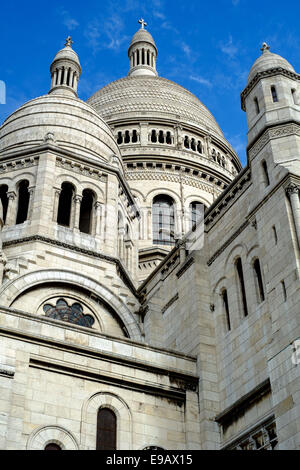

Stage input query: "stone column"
[
  {"left": 139, "top": 122, "right": 148, "bottom": 146},
  {"left": 63, "top": 67, "right": 68, "bottom": 85},
  {"left": 73, "top": 73, "right": 78, "bottom": 92},
  {"left": 27, "top": 186, "right": 35, "bottom": 221},
  {"left": 53, "top": 188, "right": 61, "bottom": 222},
  {"left": 73, "top": 195, "right": 82, "bottom": 231},
  {"left": 286, "top": 184, "right": 300, "bottom": 249},
  {"left": 5, "top": 191, "right": 17, "bottom": 226},
  {"left": 94, "top": 201, "right": 102, "bottom": 237},
  {"left": 57, "top": 68, "right": 62, "bottom": 85}
]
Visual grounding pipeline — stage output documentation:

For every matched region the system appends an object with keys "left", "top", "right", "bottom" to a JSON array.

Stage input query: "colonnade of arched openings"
[
  {"left": 56, "top": 182, "right": 97, "bottom": 235},
  {"left": 151, "top": 194, "right": 207, "bottom": 246},
  {"left": 220, "top": 256, "right": 265, "bottom": 332},
  {"left": 0, "top": 180, "right": 31, "bottom": 225}
]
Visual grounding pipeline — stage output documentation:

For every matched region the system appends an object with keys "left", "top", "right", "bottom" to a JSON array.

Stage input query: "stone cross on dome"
[
  {"left": 65, "top": 36, "right": 73, "bottom": 47},
  {"left": 261, "top": 42, "right": 270, "bottom": 53},
  {"left": 138, "top": 18, "right": 147, "bottom": 29}
]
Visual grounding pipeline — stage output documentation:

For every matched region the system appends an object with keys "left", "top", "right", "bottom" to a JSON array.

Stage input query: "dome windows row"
[
  {"left": 114, "top": 126, "right": 238, "bottom": 175},
  {"left": 130, "top": 48, "right": 156, "bottom": 68}
]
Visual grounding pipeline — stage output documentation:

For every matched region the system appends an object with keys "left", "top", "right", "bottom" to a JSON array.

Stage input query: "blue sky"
[{"left": 1, "top": 0, "right": 300, "bottom": 166}]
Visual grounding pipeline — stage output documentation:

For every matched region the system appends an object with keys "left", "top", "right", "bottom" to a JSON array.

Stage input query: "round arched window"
[
  {"left": 44, "top": 443, "right": 62, "bottom": 450},
  {"left": 152, "top": 195, "right": 175, "bottom": 246}
]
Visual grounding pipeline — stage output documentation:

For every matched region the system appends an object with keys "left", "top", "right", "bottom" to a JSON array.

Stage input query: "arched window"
[
  {"left": 262, "top": 160, "right": 270, "bottom": 186},
  {"left": 147, "top": 50, "right": 150, "bottom": 65},
  {"left": 191, "top": 139, "right": 196, "bottom": 151},
  {"left": 79, "top": 189, "right": 94, "bottom": 234},
  {"left": 197, "top": 141, "right": 202, "bottom": 153},
  {"left": 254, "top": 97, "right": 260, "bottom": 114},
  {"left": 57, "top": 182, "right": 74, "bottom": 227},
  {"left": 281, "top": 280, "right": 287, "bottom": 301},
  {"left": 291, "top": 88, "right": 298, "bottom": 105},
  {"left": 151, "top": 130, "right": 157, "bottom": 143},
  {"left": 132, "top": 130, "right": 138, "bottom": 143},
  {"left": 189, "top": 201, "right": 203, "bottom": 229},
  {"left": 0, "top": 184, "right": 8, "bottom": 223},
  {"left": 271, "top": 85, "right": 278, "bottom": 102},
  {"left": 16, "top": 180, "right": 30, "bottom": 224},
  {"left": 272, "top": 225, "right": 278, "bottom": 245},
  {"left": 124, "top": 130, "right": 130, "bottom": 144},
  {"left": 117, "top": 131, "right": 123, "bottom": 144},
  {"left": 166, "top": 132, "right": 172, "bottom": 144},
  {"left": 44, "top": 443, "right": 62, "bottom": 450},
  {"left": 184, "top": 136, "right": 189, "bottom": 149},
  {"left": 96, "top": 408, "right": 117, "bottom": 450},
  {"left": 158, "top": 130, "right": 164, "bottom": 143},
  {"left": 152, "top": 195, "right": 175, "bottom": 246},
  {"left": 253, "top": 258, "right": 265, "bottom": 302},
  {"left": 235, "top": 257, "right": 248, "bottom": 317},
  {"left": 221, "top": 289, "right": 231, "bottom": 331}
]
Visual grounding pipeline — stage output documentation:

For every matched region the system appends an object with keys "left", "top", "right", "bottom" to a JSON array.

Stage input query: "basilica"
[{"left": 0, "top": 20, "right": 299, "bottom": 450}]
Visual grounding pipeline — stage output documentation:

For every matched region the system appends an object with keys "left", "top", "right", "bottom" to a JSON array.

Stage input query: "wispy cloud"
[
  {"left": 58, "top": 8, "right": 79, "bottom": 31},
  {"left": 190, "top": 75, "right": 212, "bottom": 87},
  {"left": 219, "top": 35, "right": 238, "bottom": 58},
  {"left": 232, "top": 0, "right": 240, "bottom": 5},
  {"left": 226, "top": 133, "right": 246, "bottom": 159},
  {"left": 84, "top": 14, "right": 129, "bottom": 53},
  {"left": 179, "top": 41, "right": 192, "bottom": 57}
]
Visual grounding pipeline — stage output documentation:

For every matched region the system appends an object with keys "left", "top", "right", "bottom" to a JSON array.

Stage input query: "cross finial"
[
  {"left": 138, "top": 18, "right": 147, "bottom": 29},
  {"left": 65, "top": 36, "right": 73, "bottom": 47},
  {"left": 261, "top": 42, "right": 270, "bottom": 53}
]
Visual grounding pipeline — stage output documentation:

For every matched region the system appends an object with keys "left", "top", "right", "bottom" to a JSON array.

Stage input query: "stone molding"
[
  {"left": 248, "top": 122, "right": 300, "bottom": 160},
  {"left": 162, "top": 293, "right": 179, "bottom": 314},
  {"left": 0, "top": 268, "right": 142, "bottom": 340},
  {"left": 2, "top": 234, "right": 138, "bottom": 298},
  {"left": 126, "top": 171, "right": 219, "bottom": 194},
  {"left": 56, "top": 157, "right": 107, "bottom": 182},
  {"left": 80, "top": 391, "right": 132, "bottom": 450},
  {"left": 27, "top": 425, "right": 79, "bottom": 450},
  {"left": 0, "top": 364, "right": 15, "bottom": 378},
  {"left": 207, "top": 221, "right": 249, "bottom": 266},
  {"left": 0, "top": 156, "right": 38, "bottom": 174}
]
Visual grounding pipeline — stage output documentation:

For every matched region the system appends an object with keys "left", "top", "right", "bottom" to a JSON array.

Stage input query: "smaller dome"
[
  {"left": 129, "top": 28, "right": 157, "bottom": 52},
  {"left": 52, "top": 45, "right": 80, "bottom": 65},
  {"left": 248, "top": 43, "right": 295, "bottom": 83}
]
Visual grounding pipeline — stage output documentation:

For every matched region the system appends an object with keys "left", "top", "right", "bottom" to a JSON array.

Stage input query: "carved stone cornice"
[
  {"left": 125, "top": 171, "right": 220, "bottom": 195},
  {"left": 56, "top": 158, "right": 107, "bottom": 182},
  {"left": 0, "top": 156, "right": 38, "bottom": 174},
  {"left": 248, "top": 122, "right": 300, "bottom": 160},
  {"left": 286, "top": 183, "right": 300, "bottom": 196}
]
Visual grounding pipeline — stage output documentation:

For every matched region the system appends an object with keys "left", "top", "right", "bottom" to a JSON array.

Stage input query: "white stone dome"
[
  {"left": 87, "top": 75, "right": 224, "bottom": 138},
  {"left": 248, "top": 44, "right": 295, "bottom": 83},
  {"left": 52, "top": 45, "right": 81, "bottom": 66},
  {"left": 129, "top": 28, "right": 157, "bottom": 52},
  {"left": 0, "top": 93, "right": 122, "bottom": 164}
]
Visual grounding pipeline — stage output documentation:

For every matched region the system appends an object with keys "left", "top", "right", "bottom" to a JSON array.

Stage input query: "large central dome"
[
  {"left": 88, "top": 75, "right": 224, "bottom": 139},
  {"left": 86, "top": 20, "right": 242, "bottom": 281}
]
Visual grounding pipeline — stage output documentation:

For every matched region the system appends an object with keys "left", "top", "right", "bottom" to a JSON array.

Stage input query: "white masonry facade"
[{"left": 0, "top": 24, "right": 299, "bottom": 450}]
